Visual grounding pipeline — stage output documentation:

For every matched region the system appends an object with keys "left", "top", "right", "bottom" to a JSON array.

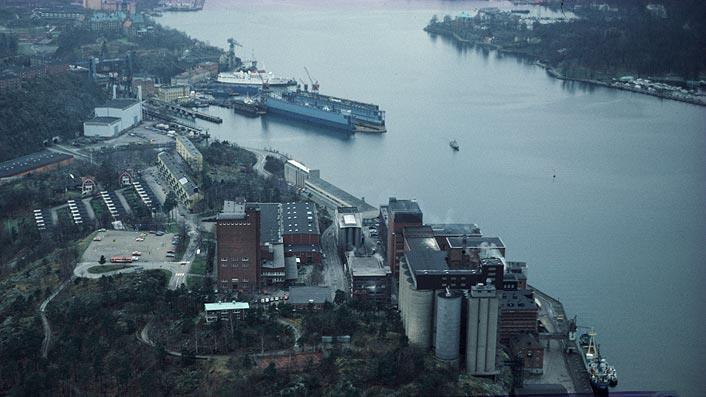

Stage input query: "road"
[
  {"left": 243, "top": 146, "right": 277, "bottom": 178},
  {"left": 320, "top": 225, "right": 348, "bottom": 294},
  {"left": 74, "top": 261, "right": 189, "bottom": 290},
  {"left": 40, "top": 278, "right": 71, "bottom": 358}
]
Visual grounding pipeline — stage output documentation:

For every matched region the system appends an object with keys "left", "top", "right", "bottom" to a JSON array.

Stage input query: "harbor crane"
[
  {"left": 304, "top": 66, "right": 320, "bottom": 92},
  {"left": 227, "top": 38, "right": 243, "bottom": 69}
]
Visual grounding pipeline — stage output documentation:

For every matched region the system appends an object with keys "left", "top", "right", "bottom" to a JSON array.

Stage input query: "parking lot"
[{"left": 81, "top": 230, "right": 178, "bottom": 263}]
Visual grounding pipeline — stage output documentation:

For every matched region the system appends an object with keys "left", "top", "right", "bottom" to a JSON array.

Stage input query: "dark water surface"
[{"left": 160, "top": 1, "right": 706, "bottom": 394}]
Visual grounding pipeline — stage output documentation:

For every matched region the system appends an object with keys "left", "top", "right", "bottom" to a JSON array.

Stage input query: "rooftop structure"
[
  {"left": 282, "top": 202, "right": 319, "bottom": 235},
  {"left": 348, "top": 253, "right": 391, "bottom": 305},
  {"left": 336, "top": 206, "right": 363, "bottom": 251},
  {"left": 0, "top": 151, "right": 73, "bottom": 180},
  {"left": 287, "top": 286, "right": 332, "bottom": 306}
]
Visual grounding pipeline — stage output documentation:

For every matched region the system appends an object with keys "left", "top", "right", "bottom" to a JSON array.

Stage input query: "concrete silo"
[
  {"left": 434, "top": 288, "right": 462, "bottom": 365},
  {"left": 466, "top": 283, "right": 499, "bottom": 375},
  {"left": 406, "top": 282, "right": 434, "bottom": 349}
]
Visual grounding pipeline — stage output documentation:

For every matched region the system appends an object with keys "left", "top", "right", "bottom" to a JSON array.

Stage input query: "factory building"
[
  {"left": 499, "top": 289, "right": 538, "bottom": 344},
  {"left": 175, "top": 135, "right": 203, "bottom": 173},
  {"left": 381, "top": 197, "right": 423, "bottom": 277},
  {"left": 347, "top": 253, "right": 391, "bottom": 305},
  {"left": 281, "top": 202, "right": 321, "bottom": 264},
  {"left": 156, "top": 152, "right": 201, "bottom": 209},
  {"left": 93, "top": 98, "right": 142, "bottom": 132},
  {"left": 335, "top": 206, "right": 363, "bottom": 251},
  {"left": 216, "top": 202, "right": 261, "bottom": 293}
]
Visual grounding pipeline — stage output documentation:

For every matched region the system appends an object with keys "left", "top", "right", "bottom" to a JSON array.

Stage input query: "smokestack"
[
  {"left": 137, "top": 85, "right": 142, "bottom": 101},
  {"left": 112, "top": 84, "right": 117, "bottom": 99}
]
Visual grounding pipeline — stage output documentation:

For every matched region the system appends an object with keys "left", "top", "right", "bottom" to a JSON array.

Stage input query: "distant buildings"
[
  {"left": 175, "top": 135, "right": 203, "bottom": 173},
  {"left": 0, "top": 151, "right": 74, "bottom": 182},
  {"left": 156, "top": 152, "right": 201, "bottom": 209}
]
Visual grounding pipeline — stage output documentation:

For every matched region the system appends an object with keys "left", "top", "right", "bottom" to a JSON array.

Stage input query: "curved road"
[{"left": 320, "top": 225, "right": 348, "bottom": 294}]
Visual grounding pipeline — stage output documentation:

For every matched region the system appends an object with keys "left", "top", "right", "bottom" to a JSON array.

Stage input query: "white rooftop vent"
[{"left": 179, "top": 177, "right": 188, "bottom": 185}]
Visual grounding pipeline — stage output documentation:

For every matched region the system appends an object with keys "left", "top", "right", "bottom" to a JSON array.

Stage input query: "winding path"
[{"left": 40, "top": 278, "right": 72, "bottom": 358}]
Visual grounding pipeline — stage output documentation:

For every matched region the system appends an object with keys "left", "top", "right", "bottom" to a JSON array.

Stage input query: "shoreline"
[{"left": 425, "top": 26, "right": 706, "bottom": 108}]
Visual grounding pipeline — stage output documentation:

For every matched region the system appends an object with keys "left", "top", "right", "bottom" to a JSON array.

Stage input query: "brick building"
[
  {"left": 510, "top": 334, "right": 544, "bottom": 374},
  {"left": 499, "top": 289, "right": 538, "bottom": 344},
  {"left": 380, "top": 197, "right": 423, "bottom": 277},
  {"left": 216, "top": 202, "right": 261, "bottom": 293}
]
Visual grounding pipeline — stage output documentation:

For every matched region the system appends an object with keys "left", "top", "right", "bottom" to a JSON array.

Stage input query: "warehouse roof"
[
  {"left": 282, "top": 201, "right": 319, "bottom": 235},
  {"left": 84, "top": 116, "right": 121, "bottom": 125},
  {"left": 305, "top": 176, "right": 376, "bottom": 214},
  {"left": 499, "top": 290, "right": 537, "bottom": 311},
  {"left": 100, "top": 98, "right": 140, "bottom": 110},
  {"left": 0, "top": 151, "right": 73, "bottom": 178},
  {"left": 248, "top": 203, "right": 282, "bottom": 243}
]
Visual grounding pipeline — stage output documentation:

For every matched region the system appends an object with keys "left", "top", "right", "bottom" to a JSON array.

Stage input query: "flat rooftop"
[
  {"left": 282, "top": 202, "right": 319, "bottom": 235},
  {"left": 0, "top": 150, "right": 73, "bottom": 178},
  {"left": 287, "top": 286, "right": 332, "bottom": 305},
  {"left": 348, "top": 254, "right": 389, "bottom": 277},
  {"left": 446, "top": 236, "right": 504, "bottom": 249},
  {"left": 500, "top": 289, "right": 537, "bottom": 311},
  {"left": 84, "top": 116, "right": 121, "bottom": 125}
]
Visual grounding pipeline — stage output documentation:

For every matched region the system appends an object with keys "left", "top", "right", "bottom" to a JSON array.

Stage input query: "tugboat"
[
  {"left": 232, "top": 96, "right": 266, "bottom": 117},
  {"left": 578, "top": 329, "right": 618, "bottom": 395},
  {"left": 449, "top": 139, "right": 460, "bottom": 151}
]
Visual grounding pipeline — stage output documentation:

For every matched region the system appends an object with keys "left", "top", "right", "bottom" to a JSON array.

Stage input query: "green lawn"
[
  {"left": 189, "top": 256, "right": 207, "bottom": 275},
  {"left": 87, "top": 265, "right": 133, "bottom": 274}
]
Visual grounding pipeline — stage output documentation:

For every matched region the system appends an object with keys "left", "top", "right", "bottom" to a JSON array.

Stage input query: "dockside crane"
[
  {"left": 304, "top": 66, "right": 319, "bottom": 92},
  {"left": 227, "top": 38, "right": 243, "bottom": 70}
]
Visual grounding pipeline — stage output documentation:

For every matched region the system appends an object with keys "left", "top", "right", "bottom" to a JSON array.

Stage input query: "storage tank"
[
  {"left": 434, "top": 289, "right": 462, "bottom": 363},
  {"left": 285, "top": 256, "right": 298, "bottom": 281},
  {"left": 406, "top": 283, "right": 434, "bottom": 349}
]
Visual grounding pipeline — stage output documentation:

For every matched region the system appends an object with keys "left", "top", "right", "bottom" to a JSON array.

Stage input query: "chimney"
[
  {"left": 112, "top": 84, "right": 117, "bottom": 99},
  {"left": 137, "top": 85, "right": 142, "bottom": 101}
]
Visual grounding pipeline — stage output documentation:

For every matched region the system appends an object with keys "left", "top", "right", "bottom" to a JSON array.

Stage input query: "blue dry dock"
[{"left": 265, "top": 89, "right": 386, "bottom": 133}]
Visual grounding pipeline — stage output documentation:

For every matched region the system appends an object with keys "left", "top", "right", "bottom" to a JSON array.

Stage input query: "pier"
[{"left": 149, "top": 99, "right": 223, "bottom": 124}]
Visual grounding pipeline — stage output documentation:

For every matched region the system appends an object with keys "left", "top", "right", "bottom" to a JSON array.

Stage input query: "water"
[{"left": 159, "top": 1, "right": 706, "bottom": 394}]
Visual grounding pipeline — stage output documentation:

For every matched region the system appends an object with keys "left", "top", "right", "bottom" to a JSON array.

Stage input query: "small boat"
[{"left": 449, "top": 140, "right": 459, "bottom": 151}]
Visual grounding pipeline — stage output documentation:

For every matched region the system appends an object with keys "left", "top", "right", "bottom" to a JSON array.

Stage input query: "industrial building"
[
  {"left": 85, "top": 98, "right": 143, "bottom": 137},
  {"left": 335, "top": 206, "right": 363, "bottom": 251},
  {"left": 283, "top": 159, "right": 378, "bottom": 219},
  {"left": 466, "top": 284, "right": 500, "bottom": 375},
  {"left": 156, "top": 152, "right": 201, "bottom": 209},
  {"left": 380, "top": 197, "right": 423, "bottom": 277},
  {"left": 204, "top": 301, "right": 250, "bottom": 323},
  {"left": 216, "top": 202, "right": 261, "bottom": 293},
  {"left": 175, "top": 135, "right": 203, "bottom": 173},
  {"left": 499, "top": 289, "right": 538, "bottom": 344},
  {"left": 0, "top": 151, "right": 74, "bottom": 182},
  {"left": 82, "top": 116, "right": 121, "bottom": 137},
  {"left": 347, "top": 253, "right": 391, "bottom": 305}
]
